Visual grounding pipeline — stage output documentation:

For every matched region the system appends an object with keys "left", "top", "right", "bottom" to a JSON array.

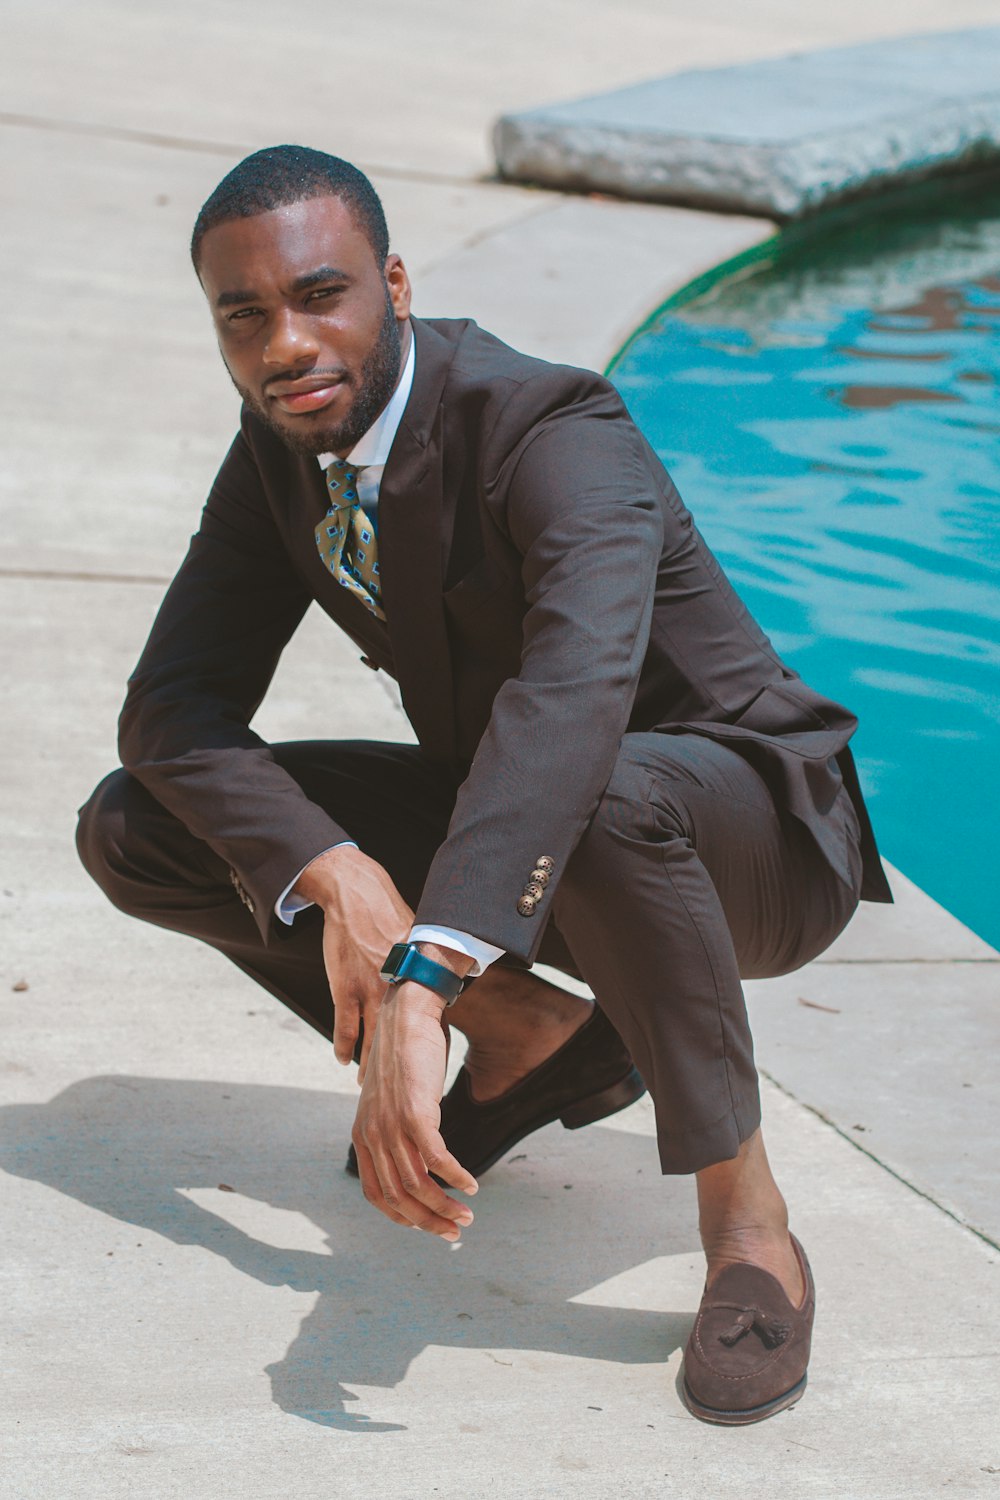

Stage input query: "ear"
[{"left": 384, "top": 253, "right": 412, "bottom": 322}]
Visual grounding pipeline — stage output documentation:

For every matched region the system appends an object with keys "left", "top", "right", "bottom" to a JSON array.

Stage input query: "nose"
[{"left": 262, "top": 307, "right": 320, "bottom": 367}]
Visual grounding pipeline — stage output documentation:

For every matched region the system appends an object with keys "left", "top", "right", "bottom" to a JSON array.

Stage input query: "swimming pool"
[{"left": 610, "top": 176, "right": 1000, "bottom": 951}]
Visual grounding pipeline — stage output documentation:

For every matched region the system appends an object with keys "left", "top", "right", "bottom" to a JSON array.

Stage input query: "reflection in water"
[
  {"left": 837, "top": 386, "right": 961, "bottom": 410},
  {"left": 870, "top": 283, "right": 1000, "bottom": 333},
  {"left": 612, "top": 182, "right": 1000, "bottom": 949}
]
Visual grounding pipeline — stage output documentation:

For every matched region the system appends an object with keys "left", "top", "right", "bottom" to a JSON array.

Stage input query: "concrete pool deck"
[{"left": 2, "top": 3, "right": 999, "bottom": 1496}]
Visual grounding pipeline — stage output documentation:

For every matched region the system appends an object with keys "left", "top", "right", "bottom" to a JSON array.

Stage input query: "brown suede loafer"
[
  {"left": 681, "top": 1235, "right": 815, "bottom": 1425},
  {"left": 346, "top": 1004, "right": 645, "bottom": 1179}
]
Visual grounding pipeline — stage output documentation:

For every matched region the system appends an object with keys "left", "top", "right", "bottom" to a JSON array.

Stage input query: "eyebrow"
[
  {"left": 214, "top": 266, "right": 352, "bottom": 309},
  {"left": 291, "top": 265, "right": 352, "bottom": 292}
]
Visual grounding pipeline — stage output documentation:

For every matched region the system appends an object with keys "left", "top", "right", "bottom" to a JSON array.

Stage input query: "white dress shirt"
[{"left": 275, "top": 332, "right": 504, "bottom": 976}]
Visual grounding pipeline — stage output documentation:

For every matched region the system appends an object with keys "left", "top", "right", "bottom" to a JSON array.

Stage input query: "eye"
[
  {"left": 307, "top": 279, "right": 353, "bottom": 304},
  {"left": 225, "top": 306, "right": 262, "bottom": 324}
]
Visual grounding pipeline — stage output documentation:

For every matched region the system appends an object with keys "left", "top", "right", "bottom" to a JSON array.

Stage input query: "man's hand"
[
  {"left": 353, "top": 975, "right": 479, "bottom": 1241},
  {"left": 292, "top": 845, "right": 413, "bottom": 1075}
]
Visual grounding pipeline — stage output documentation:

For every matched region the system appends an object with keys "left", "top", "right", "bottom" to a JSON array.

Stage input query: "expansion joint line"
[
  {"left": 759, "top": 1067, "right": 1000, "bottom": 1255},
  {"left": 0, "top": 110, "right": 475, "bottom": 186}
]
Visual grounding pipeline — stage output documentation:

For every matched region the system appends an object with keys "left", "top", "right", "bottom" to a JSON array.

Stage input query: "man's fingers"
[
  {"left": 379, "top": 1149, "right": 471, "bottom": 1241},
  {"left": 393, "top": 1135, "right": 477, "bottom": 1225},
  {"left": 356, "top": 1129, "right": 474, "bottom": 1239},
  {"left": 414, "top": 1125, "right": 479, "bottom": 1198},
  {"left": 373, "top": 1159, "right": 464, "bottom": 1240},
  {"left": 353, "top": 1139, "right": 411, "bottom": 1229},
  {"left": 356, "top": 996, "right": 381, "bottom": 1084},
  {"left": 332, "top": 990, "right": 363, "bottom": 1066}
]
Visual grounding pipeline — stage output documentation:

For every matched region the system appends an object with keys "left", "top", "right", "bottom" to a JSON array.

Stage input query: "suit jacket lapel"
[{"left": 377, "top": 318, "right": 459, "bottom": 765}]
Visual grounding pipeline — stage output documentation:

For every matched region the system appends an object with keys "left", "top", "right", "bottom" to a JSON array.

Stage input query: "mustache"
[{"left": 261, "top": 366, "right": 351, "bottom": 393}]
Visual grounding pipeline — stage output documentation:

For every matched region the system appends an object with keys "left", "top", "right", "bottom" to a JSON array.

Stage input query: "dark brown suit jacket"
[{"left": 119, "top": 315, "right": 892, "bottom": 964}]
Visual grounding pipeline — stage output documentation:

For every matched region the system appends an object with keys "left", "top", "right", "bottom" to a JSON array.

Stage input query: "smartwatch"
[{"left": 380, "top": 941, "right": 468, "bottom": 1007}]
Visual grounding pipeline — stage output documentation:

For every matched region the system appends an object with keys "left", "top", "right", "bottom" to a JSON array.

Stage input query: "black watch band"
[{"left": 380, "top": 942, "right": 467, "bottom": 1007}]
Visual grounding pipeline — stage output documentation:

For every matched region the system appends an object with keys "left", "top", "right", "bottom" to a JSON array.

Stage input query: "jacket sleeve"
[
  {"left": 414, "top": 375, "right": 664, "bottom": 962},
  {"left": 117, "top": 423, "right": 352, "bottom": 942}
]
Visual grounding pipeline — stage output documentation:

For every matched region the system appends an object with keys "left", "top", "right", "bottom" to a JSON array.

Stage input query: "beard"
[{"left": 230, "top": 288, "right": 403, "bottom": 458}]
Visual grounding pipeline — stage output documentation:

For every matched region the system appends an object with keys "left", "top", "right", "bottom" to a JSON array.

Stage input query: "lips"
[{"left": 268, "top": 376, "right": 345, "bottom": 415}]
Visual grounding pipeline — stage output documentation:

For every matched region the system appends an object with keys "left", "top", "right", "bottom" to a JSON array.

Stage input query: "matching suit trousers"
[{"left": 77, "top": 732, "right": 863, "bottom": 1174}]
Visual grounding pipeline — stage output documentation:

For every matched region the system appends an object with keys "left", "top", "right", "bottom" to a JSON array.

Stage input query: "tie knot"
[{"left": 325, "top": 457, "right": 361, "bottom": 505}]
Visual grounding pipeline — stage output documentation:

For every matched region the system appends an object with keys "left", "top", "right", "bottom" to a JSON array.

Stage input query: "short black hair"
[{"left": 190, "top": 145, "right": 389, "bottom": 270}]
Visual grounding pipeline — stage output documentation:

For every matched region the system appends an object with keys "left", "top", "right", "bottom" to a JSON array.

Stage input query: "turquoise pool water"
[{"left": 611, "top": 180, "right": 1000, "bottom": 951}]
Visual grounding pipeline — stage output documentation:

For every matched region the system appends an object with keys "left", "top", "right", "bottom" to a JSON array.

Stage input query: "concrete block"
[{"left": 495, "top": 28, "right": 1000, "bottom": 218}]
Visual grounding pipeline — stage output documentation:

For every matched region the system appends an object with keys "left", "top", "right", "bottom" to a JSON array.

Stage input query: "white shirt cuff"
[
  {"left": 409, "top": 925, "right": 505, "bottom": 976},
  {"left": 277, "top": 856, "right": 506, "bottom": 977},
  {"left": 275, "top": 843, "right": 357, "bottom": 924}
]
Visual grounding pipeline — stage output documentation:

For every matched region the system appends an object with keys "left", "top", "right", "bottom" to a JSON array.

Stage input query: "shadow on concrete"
[{"left": 1, "top": 1076, "right": 698, "bottom": 1430}]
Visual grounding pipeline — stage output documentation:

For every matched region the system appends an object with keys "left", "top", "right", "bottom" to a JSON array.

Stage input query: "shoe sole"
[
  {"left": 344, "top": 1064, "right": 646, "bottom": 1179},
  {"left": 681, "top": 1373, "right": 807, "bottom": 1426}
]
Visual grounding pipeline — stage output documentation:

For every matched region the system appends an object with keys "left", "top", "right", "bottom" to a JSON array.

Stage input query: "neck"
[{"left": 395, "top": 319, "right": 413, "bottom": 390}]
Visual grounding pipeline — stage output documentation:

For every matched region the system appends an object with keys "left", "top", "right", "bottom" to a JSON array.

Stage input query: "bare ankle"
[
  {"left": 448, "top": 971, "right": 593, "bottom": 1102},
  {"left": 450, "top": 968, "right": 591, "bottom": 1042},
  {"left": 694, "top": 1129, "right": 804, "bottom": 1301},
  {"left": 700, "top": 1218, "right": 789, "bottom": 1261}
]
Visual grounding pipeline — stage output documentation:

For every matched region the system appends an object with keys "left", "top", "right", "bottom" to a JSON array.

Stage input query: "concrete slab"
[
  {"left": 495, "top": 28, "right": 1000, "bottom": 217},
  {"left": 8, "top": 2, "right": 1000, "bottom": 180},
  {"left": 2, "top": 1074, "right": 998, "bottom": 1499},
  {"left": 747, "top": 958, "right": 1000, "bottom": 1245},
  {"left": 417, "top": 197, "right": 773, "bottom": 368},
  {"left": 818, "top": 863, "right": 999, "bottom": 965}
]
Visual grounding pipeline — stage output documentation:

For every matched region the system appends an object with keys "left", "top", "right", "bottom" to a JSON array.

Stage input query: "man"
[{"left": 77, "top": 145, "right": 892, "bottom": 1426}]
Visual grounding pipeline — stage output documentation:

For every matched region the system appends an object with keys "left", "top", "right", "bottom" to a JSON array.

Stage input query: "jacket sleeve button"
[
  {"left": 523, "top": 881, "right": 545, "bottom": 900},
  {"left": 529, "top": 868, "right": 550, "bottom": 886},
  {"left": 535, "top": 856, "right": 555, "bottom": 873},
  {"left": 516, "top": 895, "right": 538, "bottom": 917}
]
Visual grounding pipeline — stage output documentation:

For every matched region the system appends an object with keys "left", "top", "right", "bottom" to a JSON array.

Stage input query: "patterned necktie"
[{"left": 315, "top": 458, "right": 386, "bottom": 621}]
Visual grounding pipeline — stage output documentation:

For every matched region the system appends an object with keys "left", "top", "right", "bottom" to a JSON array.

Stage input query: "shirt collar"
[{"left": 317, "top": 327, "right": 415, "bottom": 472}]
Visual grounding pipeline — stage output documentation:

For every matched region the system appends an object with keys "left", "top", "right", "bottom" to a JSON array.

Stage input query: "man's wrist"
[
  {"left": 385, "top": 979, "right": 450, "bottom": 1018},
  {"left": 292, "top": 843, "right": 363, "bottom": 908}
]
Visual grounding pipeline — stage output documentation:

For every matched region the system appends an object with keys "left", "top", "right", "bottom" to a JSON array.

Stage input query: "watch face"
[{"left": 380, "top": 942, "right": 408, "bottom": 979}]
